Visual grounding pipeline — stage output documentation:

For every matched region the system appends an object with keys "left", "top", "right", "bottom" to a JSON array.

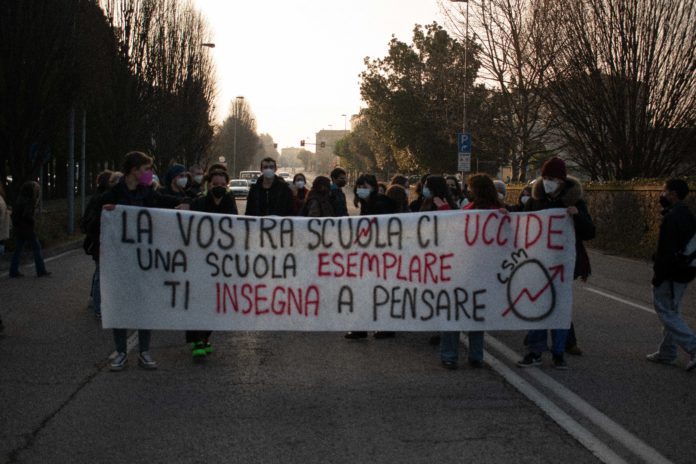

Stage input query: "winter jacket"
[
  {"left": 526, "top": 176, "right": 595, "bottom": 279},
  {"left": 653, "top": 201, "right": 696, "bottom": 285},
  {"left": 189, "top": 191, "right": 239, "bottom": 215},
  {"left": 245, "top": 176, "right": 294, "bottom": 216},
  {"left": 0, "top": 196, "right": 10, "bottom": 241},
  {"left": 11, "top": 198, "right": 37, "bottom": 240},
  {"left": 328, "top": 184, "right": 348, "bottom": 217},
  {"left": 359, "top": 192, "right": 396, "bottom": 216},
  {"left": 305, "top": 195, "right": 335, "bottom": 218}
]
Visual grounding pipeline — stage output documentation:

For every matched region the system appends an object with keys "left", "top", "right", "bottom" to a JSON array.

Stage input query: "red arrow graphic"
[{"left": 501, "top": 264, "right": 564, "bottom": 317}]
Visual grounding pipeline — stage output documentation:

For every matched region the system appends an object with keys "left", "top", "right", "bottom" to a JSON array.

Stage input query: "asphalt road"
[{"left": 1, "top": 200, "right": 694, "bottom": 464}]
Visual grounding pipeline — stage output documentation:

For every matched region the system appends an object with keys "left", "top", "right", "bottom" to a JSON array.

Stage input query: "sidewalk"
[{"left": 0, "top": 238, "right": 82, "bottom": 273}]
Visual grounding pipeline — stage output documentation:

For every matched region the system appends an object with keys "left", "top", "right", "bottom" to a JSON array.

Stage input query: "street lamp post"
[
  {"left": 341, "top": 114, "right": 347, "bottom": 132},
  {"left": 451, "top": 0, "right": 470, "bottom": 173},
  {"left": 233, "top": 95, "right": 244, "bottom": 178}
]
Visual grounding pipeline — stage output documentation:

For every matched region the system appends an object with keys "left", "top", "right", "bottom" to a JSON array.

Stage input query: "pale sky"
[{"left": 194, "top": 0, "right": 445, "bottom": 151}]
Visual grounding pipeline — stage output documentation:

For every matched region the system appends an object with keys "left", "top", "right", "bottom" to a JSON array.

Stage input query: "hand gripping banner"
[{"left": 100, "top": 206, "right": 576, "bottom": 331}]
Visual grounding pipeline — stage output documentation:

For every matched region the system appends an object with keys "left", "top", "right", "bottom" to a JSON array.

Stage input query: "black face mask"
[{"left": 211, "top": 186, "right": 227, "bottom": 198}]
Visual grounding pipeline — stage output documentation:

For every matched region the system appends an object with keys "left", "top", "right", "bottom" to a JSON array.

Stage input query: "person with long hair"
[
  {"left": 345, "top": 173, "right": 396, "bottom": 339},
  {"left": 419, "top": 175, "right": 458, "bottom": 212},
  {"left": 440, "top": 173, "right": 498, "bottom": 370},
  {"left": 291, "top": 173, "right": 309, "bottom": 215},
  {"left": 303, "top": 176, "right": 334, "bottom": 217},
  {"left": 9, "top": 181, "right": 50, "bottom": 278}
]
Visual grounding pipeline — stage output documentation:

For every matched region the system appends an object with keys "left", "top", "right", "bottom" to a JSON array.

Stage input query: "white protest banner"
[{"left": 100, "top": 206, "right": 576, "bottom": 331}]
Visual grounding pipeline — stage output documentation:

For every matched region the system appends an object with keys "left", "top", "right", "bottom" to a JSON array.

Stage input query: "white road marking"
[
  {"left": 583, "top": 286, "right": 654, "bottom": 314},
  {"left": 485, "top": 335, "right": 674, "bottom": 464}
]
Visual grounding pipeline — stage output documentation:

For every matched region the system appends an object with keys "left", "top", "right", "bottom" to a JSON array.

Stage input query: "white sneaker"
[
  {"left": 138, "top": 351, "right": 158, "bottom": 370},
  {"left": 110, "top": 352, "right": 128, "bottom": 371},
  {"left": 687, "top": 353, "right": 696, "bottom": 372},
  {"left": 646, "top": 352, "right": 677, "bottom": 365}
]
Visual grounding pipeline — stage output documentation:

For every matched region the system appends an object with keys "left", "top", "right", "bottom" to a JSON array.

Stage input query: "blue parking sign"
[{"left": 457, "top": 132, "right": 472, "bottom": 154}]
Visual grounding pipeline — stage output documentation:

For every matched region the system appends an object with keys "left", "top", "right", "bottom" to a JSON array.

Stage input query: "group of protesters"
[{"left": 69, "top": 149, "right": 696, "bottom": 374}]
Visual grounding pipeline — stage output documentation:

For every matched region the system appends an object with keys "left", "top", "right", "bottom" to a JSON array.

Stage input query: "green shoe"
[
  {"left": 191, "top": 342, "right": 206, "bottom": 358},
  {"left": 204, "top": 342, "right": 213, "bottom": 354}
]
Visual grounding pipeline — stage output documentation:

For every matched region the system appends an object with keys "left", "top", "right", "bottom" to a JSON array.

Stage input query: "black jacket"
[
  {"left": 329, "top": 185, "right": 348, "bottom": 217},
  {"left": 360, "top": 192, "right": 396, "bottom": 216},
  {"left": 526, "top": 176, "right": 595, "bottom": 279},
  {"left": 190, "top": 191, "right": 238, "bottom": 215},
  {"left": 653, "top": 201, "right": 696, "bottom": 284},
  {"left": 10, "top": 199, "right": 36, "bottom": 240},
  {"left": 245, "top": 176, "right": 293, "bottom": 216}
]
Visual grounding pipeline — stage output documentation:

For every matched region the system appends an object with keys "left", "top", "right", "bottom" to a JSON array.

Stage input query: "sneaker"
[
  {"left": 686, "top": 353, "right": 696, "bottom": 372},
  {"left": 37, "top": 271, "right": 51, "bottom": 277},
  {"left": 517, "top": 352, "right": 542, "bottom": 367},
  {"left": 138, "top": 351, "right": 158, "bottom": 370},
  {"left": 552, "top": 354, "right": 568, "bottom": 370},
  {"left": 204, "top": 342, "right": 213, "bottom": 355},
  {"left": 373, "top": 331, "right": 395, "bottom": 339},
  {"left": 344, "top": 331, "right": 367, "bottom": 339},
  {"left": 191, "top": 342, "right": 207, "bottom": 358},
  {"left": 646, "top": 352, "right": 677, "bottom": 366},
  {"left": 110, "top": 352, "right": 128, "bottom": 371},
  {"left": 441, "top": 360, "right": 458, "bottom": 370}
]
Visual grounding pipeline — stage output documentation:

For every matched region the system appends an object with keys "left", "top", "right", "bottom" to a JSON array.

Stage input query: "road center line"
[
  {"left": 583, "top": 286, "right": 654, "bottom": 314},
  {"left": 480, "top": 347, "right": 628, "bottom": 464},
  {"left": 485, "top": 335, "right": 673, "bottom": 464}
]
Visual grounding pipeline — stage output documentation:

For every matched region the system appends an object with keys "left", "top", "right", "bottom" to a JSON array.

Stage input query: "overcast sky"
[{"left": 194, "top": 0, "right": 445, "bottom": 151}]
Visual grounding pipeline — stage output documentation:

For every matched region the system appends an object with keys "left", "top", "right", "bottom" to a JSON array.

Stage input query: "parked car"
[
  {"left": 228, "top": 179, "right": 250, "bottom": 197},
  {"left": 278, "top": 171, "right": 291, "bottom": 182}
]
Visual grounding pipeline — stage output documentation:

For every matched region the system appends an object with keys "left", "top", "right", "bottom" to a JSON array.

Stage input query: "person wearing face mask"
[
  {"left": 99, "top": 151, "right": 191, "bottom": 371},
  {"left": 440, "top": 174, "right": 498, "bottom": 369},
  {"left": 493, "top": 179, "right": 510, "bottom": 209},
  {"left": 446, "top": 175, "right": 467, "bottom": 208},
  {"left": 187, "top": 164, "right": 205, "bottom": 197},
  {"left": 510, "top": 185, "right": 533, "bottom": 212},
  {"left": 409, "top": 174, "right": 431, "bottom": 212},
  {"left": 517, "top": 157, "right": 595, "bottom": 370},
  {"left": 160, "top": 164, "right": 191, "bottom": 199},
  {"left": 291, "top": 173, "right": 309, "bottom": 215},
  {"left": 419, "top": 175, "right": 458, "bottom": 213},
  {"left": 345, "top": 173, "right": 397, "bottom": 340},
  {"left": 329, "top": 167, "right": 349, "bottom": 217},
  {"left": 245, "top": 157, "right": 293, "bottom": 216},
  {"left": 185, "top": 166, "right": 238, "bottom": 359},
  {"left": 647, "top": 178, "right": 696, "bottom": 372}
]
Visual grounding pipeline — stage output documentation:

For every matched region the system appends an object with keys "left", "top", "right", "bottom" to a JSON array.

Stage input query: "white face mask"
[
  {"left": 543, "top": 179, "right": 559, "bottom": 194},
  {"left": 520, "top": 195, "right": 530, "bottom": 205},
  {"left": 175, "top": 177, "right": 188, "bottom": 189},
  {"left": 262, "top": 168, "right": 275, "bottom": 179},
  {"left": 498, "top": 192, "right": 505, "bottom": 201},
  {"left": 295, "top": 181, "right": 305, "bottom": 189},
  {"left": 422, "top": 187, "right": 433, "bottom": 199},
  {"left": 356, "top": 187, "right": 371, "bottom": 199},
  {"left": 193, "top": 175, "right": 203, "bottom": 185}
]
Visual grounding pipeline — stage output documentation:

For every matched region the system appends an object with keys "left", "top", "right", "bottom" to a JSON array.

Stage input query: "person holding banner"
[
  {"left": 245, "top": 157, "right": 294, "bottom": 217},
  {"left": 303, "top": 176, "right": 334, "bottom": 217},
  {"left": 440, "top": 174, "right": 499, "bottom": 369},
  {"left": 345, "top": 173, "right": 396, "bottom": 339},
  {"left": 101, "top": 151, "right": 190, "bottom": 371},
  {"left": 184, "top": 166, "right": 238, "bottom": 359},
  {"left": 517, "top": 157, "right": 595, "bottom": 370}
]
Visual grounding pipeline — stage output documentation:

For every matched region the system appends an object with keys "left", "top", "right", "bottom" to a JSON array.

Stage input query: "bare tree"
[
  {"left": 442, "top": 0, "right": 561, "bottom": 181},
  {"left": 543, "top": 0, "right": 696, "bottom": 179}
]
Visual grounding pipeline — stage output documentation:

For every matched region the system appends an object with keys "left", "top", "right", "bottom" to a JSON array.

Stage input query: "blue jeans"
[
  {"left": 440, "top": 331, "right": 485, "bottom": 363},
  {"left": 653, "top": 280, "right": 696, "bottom": 358},
  {"left": 527, "top": 329, "right": 568, "bottom": 356},
  {"left": 113, "top": 329, "right": 151, "bottom": 354},
  {"left": 10, "top": 237, "right": 47, "bottom": 276},
  {"left": 91, "top": 263, "right": 101, "bottom": 314}
]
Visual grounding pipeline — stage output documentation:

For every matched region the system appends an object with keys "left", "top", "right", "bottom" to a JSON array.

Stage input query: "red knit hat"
[{"left": 541, "top": 157, "right": 567, "bottom": 180}]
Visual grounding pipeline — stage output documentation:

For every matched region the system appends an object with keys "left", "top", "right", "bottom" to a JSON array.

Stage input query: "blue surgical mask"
[
  {"left": 422, "top": 187, "right": 433, "bottom": 199},
  {"left": 356, "top": 187, "right": 371, "bottom": 199},
  {"left": 262, "top": 168, "right": 275, "bottom": 179}
]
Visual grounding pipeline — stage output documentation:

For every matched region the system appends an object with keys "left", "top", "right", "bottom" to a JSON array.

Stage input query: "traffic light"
[{"left": 300, "top": 140, "right": 305, "bottom": 147}]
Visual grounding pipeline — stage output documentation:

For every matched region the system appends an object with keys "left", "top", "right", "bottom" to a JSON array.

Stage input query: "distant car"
[
  {"left": 278, "top": 171, "right": 291, "bottom": 182},
  {"left": 228, "top": 179, "right": 250, "bottom": 197}
]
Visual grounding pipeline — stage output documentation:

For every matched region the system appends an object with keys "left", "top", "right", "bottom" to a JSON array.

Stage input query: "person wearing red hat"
[{"left": 517, "top": 157, "right": 596, "bottom": 370}]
